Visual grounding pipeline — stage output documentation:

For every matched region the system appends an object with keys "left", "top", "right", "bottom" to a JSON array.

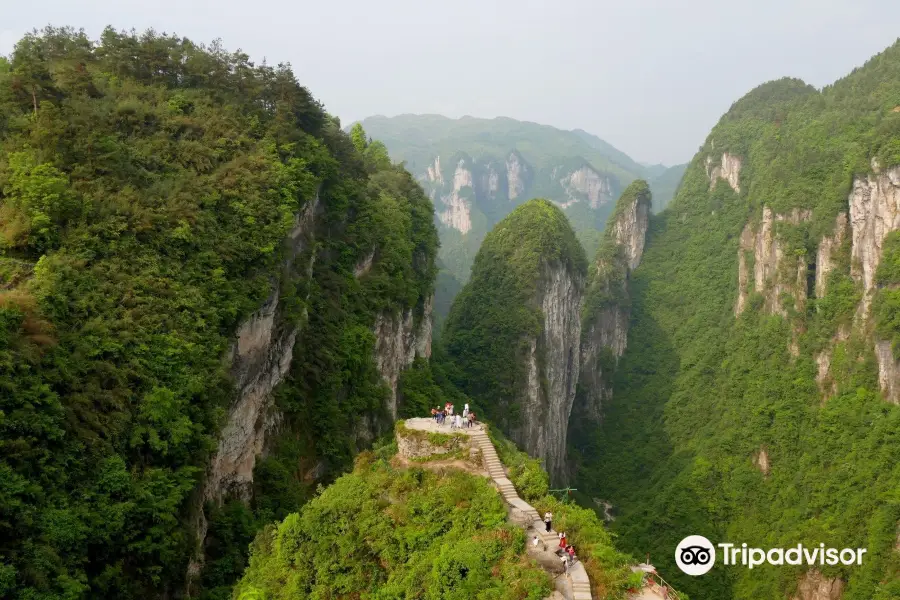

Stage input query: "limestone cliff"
[
  {"left": 187, "top": 195, "right": 320, "bottom": 585},
  {"left": 790, "top": 570, "right": 845, "bottom": 600},
  {"left": 506, "top": 151, "right": 529, "bottom": 201},
  {"left": 512, "top": 260, "right": 584, "bottom": 481},
  {"left": 850, "top": 164, "right": 900, "bottom": 403},
  {"left": 814, "top": 165, "right": 900, "bottom": 404},
  {"left": 849, "top": 164, "right": 900, "bottom": 304},
  {"left": 814, "top": 212, "right": 848, "bottom": 298},
  {"left": 434, "top": 158, "right": 474, "bottom": 234},
  {"left": 706, "top": 151, "right": 743, "bottom": 193},
  {"left": 575, "top": 180, "right": 651, "bottom": 425},
  {"left": 558, "top": 164, "right": 614, "bottom": 209},
  {"left": 442, "top": 199, "right": 586, "bottom": 484},
  {"left": 735, "top": 206, "right": 811, "bottom": 317},
  {"left": 373, "top": 295, "right": 434, "bottom": 420}
]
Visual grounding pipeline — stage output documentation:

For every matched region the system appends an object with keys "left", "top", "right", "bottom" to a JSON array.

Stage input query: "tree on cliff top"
[{"left": 442, "top": 198, "right": 586, "bottom": 428}]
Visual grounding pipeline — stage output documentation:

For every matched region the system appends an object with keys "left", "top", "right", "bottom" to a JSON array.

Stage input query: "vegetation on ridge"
[
  {"left": 442, "top": 199, "right": 586, "bottom": 430},
  {"left": 0, "top": 27, "right": 436, "bottom": 599},
  {"left": 234, "top": 452, "right": 552, "bottom": 600},
  {"left": 579, "top": 40, "right": 900, "bottom": 599}
]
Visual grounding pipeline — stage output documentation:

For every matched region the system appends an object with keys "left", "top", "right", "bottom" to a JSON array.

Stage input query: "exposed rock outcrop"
[
  {"left": 559, "top": 165, "right": 613, "bottom": 209},
  {"left": 187, "top": 195, "right": 320, "bottom": 586},
  {"left": 204, "top": 195, "right": 319, "bottom": 504},
  {"left": 706, "top": 151, "right": 742, "bottom": 193},
  {"left": 613, "top": 192, "right": 651, "bottom": 272},
  {"left": 436, "top": 160, "right": 474, "bottom": 234},
  {"left": 815, "top": 212, "right": 848, "bottom": 298},
  {"left": 373, "top": 295, "right": 434, "bottom": 420},
  {"left": 577, "top": 181, "right": 651, "bottom": 424},
  {"left": 208, "top": 290, "right": 298, "bottom": 502},
  {"left": 395, "top": 421, "right": 473, "bottom": 462},
  {"left": 735, "top": 207, "right": 811, "bottom": 316},
  {"left": 791, "top": 570, "right": 845, "bottom": 600},
  {"left": 506, "top": 151, "right": 527, "bottom": 201},
  {"left": 512, "top": 261, "right": 584, "bottom": 482},
  {"left": 849, "top": 165, "right": 900, "bottom": 310},
  {"left": 875, "top": 340, "right": 900, "bottom": 405},
  {"left": 847, "top": 165, "right": 900, "bottom": 402},
  {"left": 753, "top": 447, "right": 770, "bottom": 476},
  {"left": 426, "top": 156, "right": 444, "bottom": 185}
]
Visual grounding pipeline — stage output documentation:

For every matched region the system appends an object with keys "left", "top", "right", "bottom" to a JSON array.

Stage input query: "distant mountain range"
[{"left": 357, "top": 114, "right": 686, "bottom": 327}]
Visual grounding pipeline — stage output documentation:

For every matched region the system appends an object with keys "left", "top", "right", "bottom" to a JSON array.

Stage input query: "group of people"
[
  {"left": 430, "top": 402, "right": 477, "bottom": 429},
  {"left": 557, "top": 532, "right": 577, "bottom": 570},
  {"left": 532, "top": 511, "right": 578, "bottom": 573}
]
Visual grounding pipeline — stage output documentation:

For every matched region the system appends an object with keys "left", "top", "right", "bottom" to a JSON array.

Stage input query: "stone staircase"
[
  {"left": 400, "top": 419, "right": 669, "bottom": 600},
  {"left": 462, "top": 426, "right": 592, "bottom": 600}
]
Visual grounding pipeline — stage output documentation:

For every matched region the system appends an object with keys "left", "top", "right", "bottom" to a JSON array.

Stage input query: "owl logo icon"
[{"left": 675, "top": 535, "right": 716, "bottom": 575}]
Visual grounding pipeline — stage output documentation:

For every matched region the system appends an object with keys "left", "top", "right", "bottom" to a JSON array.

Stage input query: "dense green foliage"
[
  {"left": 234, "top": 454, "right": 552, "bottom": 600},
  {"left": 579, "top": 41, "right": 900, "bottom": 599},
  {"left": 443, "top": 199, "right": 586, "bottom": 429},
  {"left": 0, "top": 28, "right": 436, "bottom": 599},
  {"left": 874, "top": 231, "right": 900, "bottom": 358}
]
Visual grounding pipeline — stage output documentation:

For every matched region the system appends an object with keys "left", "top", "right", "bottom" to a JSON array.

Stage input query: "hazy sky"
[{"left": 2, "top": 0, "right": 899, "bottom": 165}]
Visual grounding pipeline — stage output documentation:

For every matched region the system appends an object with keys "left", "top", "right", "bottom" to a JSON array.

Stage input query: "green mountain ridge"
[
  {"left": 579, "top": 40, "right": 900, "bottom": 600},
  {"left": 0, "top": 27, "right": 437, "bottom": 599}
]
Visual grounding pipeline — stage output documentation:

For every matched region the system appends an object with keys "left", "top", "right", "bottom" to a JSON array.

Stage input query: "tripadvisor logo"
[
  {"left": 675, "top": 535, "right": 716, "bottom": 575},
  {"left": 675, "top": 536, "right": 868, "bottom": 576}
]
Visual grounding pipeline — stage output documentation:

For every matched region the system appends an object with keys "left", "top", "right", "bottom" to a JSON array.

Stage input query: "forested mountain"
[
  {"left": 0, "top": 28, "right": 437, "bottom": 599},
  {"left": 577, "top": 41, "right": 900, "bottom": 599},
  {"left": 358, "top": 114, "right": 685, "bottom": 326},
  {"left": 442, "top": 199, "right": 587, "bottom": 482}
]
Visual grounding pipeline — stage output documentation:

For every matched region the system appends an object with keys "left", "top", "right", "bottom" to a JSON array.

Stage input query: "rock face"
[
  {"left": 506, "top": 151, "right": 527, "bottom": 201},
  {"left": 207, "top": 290, "right": 299, "bottom": 502},
  {"left": 373, "top": 295, "right": 434, "bottom": 420},
  {"left": 875, "top": 340, "right": 900, "bottom": 405},
  {"left": 577, "top": 181, "right": 651, "bottom": 424},
  {"left": 426, "top": 156, "right": 444, "bottom": 185},
  {"left": 735, "top": 207, "right": 811, "bottom": 316},
  {"left": 613, "top": 193, "right": 651, "bottom": 271},
  {"left": 187, "top": 196, "right": 320, "bottom": 585},
  {"left": 511, "top": 261, "right": 584, "bottom": 482},
  {"left": 849, "top": 166, "right": 900, "bottom": 309},
  {"left": 395, "top": 421, "right": 472, "bottom": 461},
  {"left": 848, "top": 166, "right": 900, "bottom": 402},
  {"left": 435, "top": 159, "right": 474, "bottom": 234},
  {"left": 815, "top": 212, "right": 848, "bottom": 298},
  {"left": 706, "top": 151, "right": 742, "bottom": 193},
  {"left": 753, "top": 447, "right": 770, "bottom": 476},
  {"left": 559, "top": 165, "right": 613, "bottom": 209},
  {"left": 203, "top": 196, "right": 318, "bottom": 505},
  {"left": 791, "top": 570, "right": 845, "bottom": 600}
]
